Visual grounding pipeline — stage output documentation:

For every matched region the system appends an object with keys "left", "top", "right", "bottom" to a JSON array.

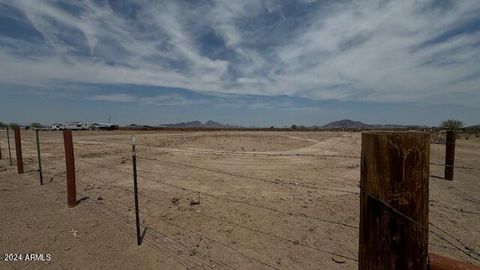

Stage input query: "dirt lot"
[{"left": 0, "top": 130, "right": 479, "bottom": 269}]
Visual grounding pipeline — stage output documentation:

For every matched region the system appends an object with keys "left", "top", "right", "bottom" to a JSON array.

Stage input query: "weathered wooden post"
[
  {"left": 444, "top": 130, "right": 455, "bottom": 180},
  {"left": 0, "top": 133, "right": 2, "bottom": 159},
  {"left": 14, "top": 127, "right": 24, "bottom": 174},
  {"left": 63, "top": 130, "right": 77, "bottom": 208},
  {"left": 359, "top": 131, "right": 430, "bottom": 270},
  {"left": 35, "top": 130, "right": 43, "bottom": 185},
  {"left": 7, "top": 127, "right": 13, "bottom": 166}
]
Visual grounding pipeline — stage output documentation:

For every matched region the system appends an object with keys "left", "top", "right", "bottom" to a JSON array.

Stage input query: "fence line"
[
  {"left": 71, "top": 163, "right": 480, "bottom": 265},
  {"left": 71, "top": 142, "right": 480, "bottom": 214},
  {"left": 5, "top": 134, "right": 478, "bottom": 262},
  {"left": 2, "top": 130, "right": 480, "bottom": 268},
  {"left": 40, "top": 143, "right": 477, "bottom": 243},
  {"left": 57, "top": 160, "right": 480, "bottom": 266}
]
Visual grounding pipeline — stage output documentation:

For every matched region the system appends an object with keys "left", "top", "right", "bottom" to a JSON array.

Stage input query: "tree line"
[{"left": 0, "top": 122, "right": 43, "bottom": 129}]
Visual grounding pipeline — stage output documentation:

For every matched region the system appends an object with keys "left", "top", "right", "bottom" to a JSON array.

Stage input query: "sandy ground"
[{"left": 0, "top": 130, "right": 479, "bottom": 270}]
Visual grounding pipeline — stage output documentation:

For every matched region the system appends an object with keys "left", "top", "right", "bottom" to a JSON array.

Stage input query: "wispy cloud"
[
  {"left": 88, "top": 90, "right": 301, "bottom": 109},
  {"left": 91, "top": 93, "right": 135, "bottom": 103},
  {"left": 0, "top": 0, "right": 479, "bottom": 106},
  {"left": 90, "top": 92, "right": 208, "bottom": 106}
]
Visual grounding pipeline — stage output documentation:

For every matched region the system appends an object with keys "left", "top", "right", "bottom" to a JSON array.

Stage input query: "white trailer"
[{"left": 51, "top": 122, "right": 88, "bottom": 130}]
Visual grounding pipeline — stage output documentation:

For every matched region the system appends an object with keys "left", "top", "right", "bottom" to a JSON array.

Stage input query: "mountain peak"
[
  {"left": 162, "top": 120, "right": 240, "bottom": 128},
  {"left": 322, "top": 119, "right": 371, "bottom": 129}
]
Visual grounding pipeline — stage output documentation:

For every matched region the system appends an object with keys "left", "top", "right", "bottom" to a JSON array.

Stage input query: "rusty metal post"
[
  {"left": 359, "top": 131, "right": 430, "bottom": 270},
  {"left": 14, "top": 127, "right": 23, "bottom": 174},
  {"left": 429, "top": 253, "right": 480, "bottom": 270},
  {"left": 7, "top": 127, "right": 12, "bottom": 166},
  {"left": 35, "top": 130, "right": 43, "bottom": 185},
  {"left": 444, "top": 130, "right": 456, "bottom": 180},
  {"left": 131, "top": 135, "right": 142, "bottom": 245},
  {"left": 63, "top": 130, "right": 77, "bottom": 207}
]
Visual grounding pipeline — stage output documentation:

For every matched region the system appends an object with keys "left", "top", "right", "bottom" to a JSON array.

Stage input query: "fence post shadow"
[
  {"left": 430, "top": 175, "right": 446, "bottom": 180},
  {"left": 140, "top": 226, "right": 148, "bottom": 245},
  {"left": 77, "top": 196, "right": 90, "bottom": 205}
]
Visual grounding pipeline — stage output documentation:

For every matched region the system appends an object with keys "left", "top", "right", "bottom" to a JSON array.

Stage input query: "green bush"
[{"left": 440, "top": 119, "right": 463, "bottom": 130}]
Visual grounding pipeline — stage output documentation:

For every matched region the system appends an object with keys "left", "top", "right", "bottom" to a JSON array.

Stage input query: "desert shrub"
[
  {"left": 440, "top": 119, "right": 463, "bottom": 130},
  {"left": 30, "top": 122, "right": 43, "bottom": 128}
]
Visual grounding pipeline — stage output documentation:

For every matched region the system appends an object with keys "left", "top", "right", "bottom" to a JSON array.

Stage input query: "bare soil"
[{"left": 0, "top": 130, "right": 479, "bottom": 269}]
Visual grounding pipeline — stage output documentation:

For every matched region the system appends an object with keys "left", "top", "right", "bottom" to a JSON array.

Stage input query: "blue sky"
[{"left": 0, "top": 0, "right": 479, "bottom": 126}]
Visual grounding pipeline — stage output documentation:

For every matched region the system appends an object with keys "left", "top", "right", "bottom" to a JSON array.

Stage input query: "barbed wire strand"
[{"left": 362, "top": 190, "right": 480, "bottom": 262}]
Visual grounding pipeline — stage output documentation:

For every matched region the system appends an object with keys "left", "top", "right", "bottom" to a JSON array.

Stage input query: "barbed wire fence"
[{"left": 0, "top": 129, "right": 479, "bottom": 268}]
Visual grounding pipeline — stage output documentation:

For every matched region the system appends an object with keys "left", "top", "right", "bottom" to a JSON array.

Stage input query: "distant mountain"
[
  {"left": 163, "top": 121, "right": 202, "bottom": 128},
  {"left": 161, "top": 120, "right": 242, "bottom": 129},
  {"left": 465, "top": 124, "right": 480, "bottom": 129},
  {"left": 321, "top": 119, "right": 427, "bottom": 129},
  {"left": 160, "top": 119, "right": 428, "bottom": 129},
  {"left": 203, "top": 120, "right": 228, "bottom": 128},
  {"left": 322, "top": 119, "right": 371, "bottom": 129}
]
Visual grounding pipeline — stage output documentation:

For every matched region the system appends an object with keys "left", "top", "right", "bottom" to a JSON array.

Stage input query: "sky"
[{"left": 0, "top": 0, "right": 479, "bottom": 127}]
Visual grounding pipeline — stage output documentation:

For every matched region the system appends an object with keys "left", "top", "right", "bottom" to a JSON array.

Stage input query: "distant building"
[
  {"left": 51, "top": 122, "right": 89, "bottom": 130},
  {"left": 127, "top": 124, "right": 154, "bottom": 130},
  {"left": 90, "top": 123, "right": 119, "bottom": 130}
]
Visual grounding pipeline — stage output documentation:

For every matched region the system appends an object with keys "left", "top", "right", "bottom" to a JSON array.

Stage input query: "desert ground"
[{"left": 0, "top": 130, "right": 479, "bottom": 269}]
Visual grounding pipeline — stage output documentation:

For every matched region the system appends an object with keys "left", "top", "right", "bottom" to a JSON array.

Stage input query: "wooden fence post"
[
  {"left": 36, "top": 130, "right": 43, "bottom": 185},
  {"left": 359, "top": 131, "right": 430, "bottom": 270},
  {"left": 14, "top": 127, "right": 24, "bottom": 174},
  {"left": 63, "top": 130, "right": 77, "bottom": 208},
  {"left": 7, "top": 127, "right": 13, "bottom": 166},
  {"left": 444, "top": 130, "right": 455, "bottom": 180}
]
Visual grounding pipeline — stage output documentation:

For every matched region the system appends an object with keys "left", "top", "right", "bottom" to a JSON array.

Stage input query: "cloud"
[
  {"left": 84, "top": 88, "right": 314, "bottom": 110},
  {"left": 91, "top": 93, "right": 135, "bottom": 102},
  {"left": 0, "top": 0, "right": 479, "bottom": 106},
  {"left": 89, "top": 91, "right": 210, "bottom": 106},
  {"left": 138, "top": 93, "right": 210, "bottom": 106}
]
